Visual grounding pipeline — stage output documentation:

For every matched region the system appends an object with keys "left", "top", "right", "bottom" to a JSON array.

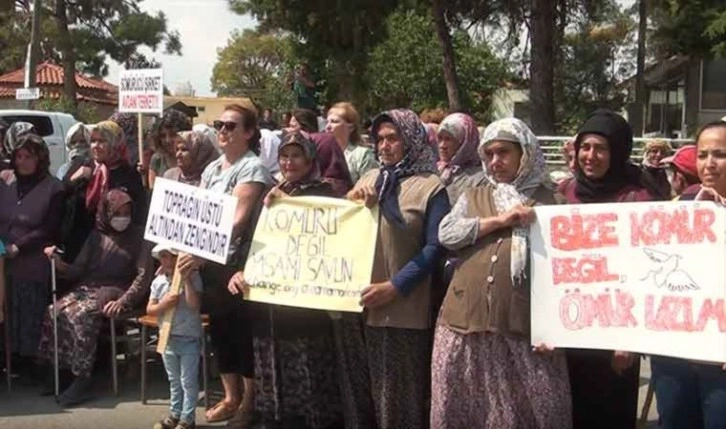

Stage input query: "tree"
[
  {"left": 555, "top": 3, "right": 635, "bottom": 133},
  {"left": 650, "top": 0, "right": 726, "bottom": 58},
  {"left": 211, "top": 29, "right": 295, "bottom": 112},
  {"left": 51, "top": 0, "right": 181, "bottom": 109},
  {"left": 229, "top": 0, "right": 400, "bottom": 105},
  {"left": 365, "top": 9, "right": 508, "bottom": 121},
  {"left": 431, "top": 0, "right": 463, "bottom": 111},
  {"left": 0, "top": 0, "right": 181, "bottom": 111}
]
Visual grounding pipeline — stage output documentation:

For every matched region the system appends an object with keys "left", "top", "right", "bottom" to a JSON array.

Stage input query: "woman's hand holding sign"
[
  {"left": 263, "top": 186, "right": 289, "bottom": 207},
  {"left": 228, "top": 271, "right": 249, "bottom": 296},
  {"left": 348, "top": 185, "right": 378, "bottom": 209},
  {"left": 361, "top": 281, "right": 398, "bottom": 309},
  {"left": 611, "top": 350, "right": 636, "bottom": 375}
]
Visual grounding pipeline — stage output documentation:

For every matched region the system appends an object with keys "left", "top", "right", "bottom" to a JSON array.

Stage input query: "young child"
[{"left": 147, "top": 244, "right": 203, "bottom": 429}]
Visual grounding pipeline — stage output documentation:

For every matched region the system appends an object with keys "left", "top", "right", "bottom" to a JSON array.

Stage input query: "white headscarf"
[
  {"left": 479, "top": 118, "right": 547, "bottom": 287},
  {"left": 65, "top": 123, "right": 91, "bottom": 160}
]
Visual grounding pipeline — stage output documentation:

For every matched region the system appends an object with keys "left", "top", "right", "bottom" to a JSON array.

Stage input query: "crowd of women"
[{"left": 1, "top": 100, "right": 726, "bottom": 429}]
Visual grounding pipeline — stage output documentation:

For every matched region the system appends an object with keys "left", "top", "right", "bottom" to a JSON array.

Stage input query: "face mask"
[{"left": 110, "top": 216, "right": 132, "bottom": 232}]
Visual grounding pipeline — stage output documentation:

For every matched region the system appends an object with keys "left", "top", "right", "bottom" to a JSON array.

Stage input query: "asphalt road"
[{"left": 0, "top": 357, "right": 659, "bottom": 429}]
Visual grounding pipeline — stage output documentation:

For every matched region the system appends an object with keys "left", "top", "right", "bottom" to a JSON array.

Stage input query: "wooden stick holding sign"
[
  {"left": 138, "top": 112, "right": 147, "bottom": 188},
  {"left": 155, "top": 256, "right": 184, "bottom": 353},
  {"left": 143, "top": 178, "right": 238, "bottom": 353}
]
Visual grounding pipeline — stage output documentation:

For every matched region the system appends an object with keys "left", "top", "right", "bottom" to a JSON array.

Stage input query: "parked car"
[{"left": 0, "top": 110, "right": 79, "bottom": 175}]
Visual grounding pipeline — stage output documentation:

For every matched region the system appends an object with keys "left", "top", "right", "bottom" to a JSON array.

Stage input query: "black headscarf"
[{"left": 573, "top": 109, "right": 644, "bottom": 202}]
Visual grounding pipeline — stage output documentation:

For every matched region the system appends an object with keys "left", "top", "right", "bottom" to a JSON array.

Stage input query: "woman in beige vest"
[
  {"left": 431, "top": 118, "right": 572, "bottom": 429},
  {"left": 339, "top": 109, "right": 450, "bottom": 429}
]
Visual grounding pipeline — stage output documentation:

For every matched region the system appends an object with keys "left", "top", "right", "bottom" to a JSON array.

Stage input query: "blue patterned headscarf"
[{"left": 371, "top": 109, "right": 437, "bottom": 228}]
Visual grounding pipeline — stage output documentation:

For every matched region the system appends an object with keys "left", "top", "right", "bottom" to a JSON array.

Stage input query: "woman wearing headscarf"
[
  {"left": 109, "top": 112, "right": 140, "bottom": 157},
  {"left": 55, "top": 123, "right": 96, "bottom": 264},
  {"left": 149, "top": 110, "right": 193, "bottom": 188},
  {"left": 227, "top": 132, "right": 343, "bottom": 429},
  {"left": 56, "top": 123, "right": 92, "bottom": 180},
  {"left": 1, "top": 122, "right": 36, "bottom": 183},
  {"left": 286, "top": 108, "right": 353, "bottom": 195},
  {"left": 432, "top": 118, "right": 571, "bottom": 428},
  {"left": 163, "top": 129, "right": 220, "bottom": 186},
  {"left": 78, "top": 121, "right": 147, "bottom": 226},
  {"left": 0, "top": 133, "right": 64, "bottom": 380},
  {"left": 558, "top": 109, "right": 656, "bottom": 429},
  {"left": 436, "top": 113, "right": 487, "bottom": 203},
  {"left": 640, "top": 139, "right": 673, "bottom": 200},
  {"left": 37, "top": 189, "right": 153, "bottom": 406},
  {"left": 649, "top": 121, "right": 726, "bottom": 429},
  {"left": 339, "top": 109, "right": 450, "bottom": 429}
]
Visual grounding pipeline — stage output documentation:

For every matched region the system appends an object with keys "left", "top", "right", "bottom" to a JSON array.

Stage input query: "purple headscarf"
[
  {"left": 371, "top": 109, "right": 437, "bottom": 228},
  {"left": 436, "top": 113, "right": 480, "bottom": 185},
  {"left": 309, "top": 132, "right": 353, "bottom": 197}
]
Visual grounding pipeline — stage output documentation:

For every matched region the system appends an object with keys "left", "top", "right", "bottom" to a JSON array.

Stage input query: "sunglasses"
[{"left": 213, "top": 120, "right": 239, "bottom": 132}]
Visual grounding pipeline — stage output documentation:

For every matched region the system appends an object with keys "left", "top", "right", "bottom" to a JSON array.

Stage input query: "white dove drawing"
[{"left": 640, "top": 248, "right": 700, "bottom": 292}]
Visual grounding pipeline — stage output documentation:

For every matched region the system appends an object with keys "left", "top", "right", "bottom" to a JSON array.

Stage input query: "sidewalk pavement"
[{"left": 0, "top": 357, "right": 659, "bottom": 429}]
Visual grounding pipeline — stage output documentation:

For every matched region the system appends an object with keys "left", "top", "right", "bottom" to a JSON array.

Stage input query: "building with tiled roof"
[{"left": 0, "top": 62, "right": 119, "bottom": 117}]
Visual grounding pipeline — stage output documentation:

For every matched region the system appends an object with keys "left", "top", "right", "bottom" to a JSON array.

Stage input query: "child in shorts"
[{"left": 147, "top": 244, "right": 203, "bottom": 429}]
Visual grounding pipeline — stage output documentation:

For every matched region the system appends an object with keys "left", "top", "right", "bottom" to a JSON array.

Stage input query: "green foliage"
[
  {"left": 650, "top": 0, "right": 726, "bottom": 58},
  {"left": 230, "top": 0, "right": 402, "bottom": 103},
  {"left": 210, "top": 29, "right": 295, "bottom": 113},
  {"left": 0, "top": 0, "right": 181, "bottom": 77},
  {"left": 555, "top": 0, "right": 635, "bottom": 133},
  {"left": 37, "top": 96, "right": 101, "bottom": 123},
  {"left": 365, "top": 9, "right": 507, "bottom": 121}
]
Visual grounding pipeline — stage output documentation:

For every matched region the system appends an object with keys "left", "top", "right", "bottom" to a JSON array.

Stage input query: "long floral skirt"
[
  {"left": 253, "top": 334, "right": 342, "bottom": 428},
  {"left": 36, "top": 286, "right": 105, "bottom": 377},
  {"left": 430, "top": 326, "right": 572, "bottom": 429},
  {"left": 333, "top": 313, "right": 433, "bottom": 429}
]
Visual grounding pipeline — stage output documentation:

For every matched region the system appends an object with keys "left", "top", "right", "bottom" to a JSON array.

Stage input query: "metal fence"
[{"left": 537, "top": 136, "right": 694, "bottom": 167}]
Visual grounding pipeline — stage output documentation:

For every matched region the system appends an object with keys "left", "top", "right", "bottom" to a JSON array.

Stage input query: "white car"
[{"left": 0, "top": 109, "right": 79, "bottom": 175}]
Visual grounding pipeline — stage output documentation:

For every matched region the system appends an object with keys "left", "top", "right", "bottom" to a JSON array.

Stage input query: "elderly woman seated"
[{"left": 37, "top": 189, "right": 153, "bottom": 407}]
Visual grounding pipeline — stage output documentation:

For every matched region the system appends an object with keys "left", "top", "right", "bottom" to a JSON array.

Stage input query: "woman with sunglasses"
[{"left": 178, "top": 104, "right": 272, "bottom": 428}]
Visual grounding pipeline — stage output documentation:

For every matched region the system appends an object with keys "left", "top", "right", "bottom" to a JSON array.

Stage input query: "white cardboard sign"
[
  {"left": 530, "top": 201, "right": 726, "bottom": 362},
  {"left": 118, "top": 68, "right": 164, "bottom": 114},
  {"left": 144, "top": 178, "right": 237, "bottom": 264}
]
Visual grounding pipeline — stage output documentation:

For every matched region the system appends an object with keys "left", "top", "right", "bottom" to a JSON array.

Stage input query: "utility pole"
[{"left": 25, "top": 0, "right": 42, "bottom": 109}]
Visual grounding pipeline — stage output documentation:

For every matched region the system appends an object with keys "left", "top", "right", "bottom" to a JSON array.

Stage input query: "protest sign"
[
  {"left": 244, "top": 196, "right": 379, "bottom": 312},
  {"left": 144, "top": 178, "right": 237, "bottom": 265},
  {"left": 530, "top": 201, "right": 726, "bottom": 362},
  {"left": 118, "top": 68, "right": 164, "bottom": 114}
]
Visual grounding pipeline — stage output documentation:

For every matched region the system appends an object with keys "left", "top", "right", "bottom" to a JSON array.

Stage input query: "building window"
[
  {"left": 701, "top": 59, "right": 726, "bottom": 110},
  {"left": 196, "top": 106, "right": 206, "bottom": 113}
]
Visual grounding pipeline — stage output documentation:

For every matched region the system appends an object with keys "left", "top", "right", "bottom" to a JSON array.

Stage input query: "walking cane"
[
  {"left": 51, "top": 255, "right": 59, "bottom": 398},
  {"left": 3, "top": 293, "right": 10, "bottom": 392}
]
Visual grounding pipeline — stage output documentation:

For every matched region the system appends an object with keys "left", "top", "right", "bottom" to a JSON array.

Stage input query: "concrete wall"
[{"left": 164, "top": 96, "right": 255, "bottom": 125}]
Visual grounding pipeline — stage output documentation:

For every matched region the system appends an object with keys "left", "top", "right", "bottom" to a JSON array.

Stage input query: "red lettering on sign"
[
  {"left": 559, "top": 289, "right": 637, "bottom": 330},
  {"left": 630, "top": 207, "right": 716, "bottom": 246},
  {"left": 550, "top": 213, "right": 619, "bottom": 251},
  {"left": 645, "top": 295, "right": 726, "bottom": 332},
  {"left": 551, "top": 256, "right": 619, "bottom": 285}
]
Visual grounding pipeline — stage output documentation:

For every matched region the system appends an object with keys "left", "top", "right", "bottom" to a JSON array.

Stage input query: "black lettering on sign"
[
  {"left": 306, "top": 257, "right": 354, "bottom": 283},
  {"left": 264, "top": 207, "right": 340, "bottom": 235}
]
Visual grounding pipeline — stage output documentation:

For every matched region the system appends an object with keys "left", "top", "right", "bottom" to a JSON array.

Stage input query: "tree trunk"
[
  {"left": 431, "top": 0, "right": 463, "bottom": 112},
  {"left": 633, "top": 0, "right": 648, "bottom": 136},
  {"left": 54, "top": 0, "right": 77, "bottom": 110},
  {"left": 529, "top": 0, "right": 556, "bottom": 134}
]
